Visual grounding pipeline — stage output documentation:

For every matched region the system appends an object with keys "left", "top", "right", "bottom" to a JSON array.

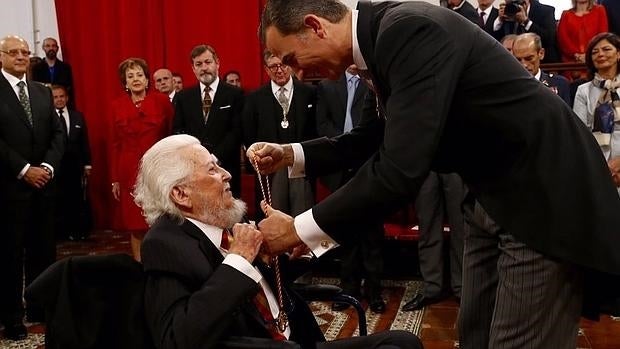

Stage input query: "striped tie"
[{"left": 202, "top": 86, "right": 212, "bottom": 122}]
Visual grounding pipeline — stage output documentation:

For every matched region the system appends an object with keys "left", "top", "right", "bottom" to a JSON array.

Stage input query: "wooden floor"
[{"left": 420, "top": 297, "right": 620, "bottom": 349}]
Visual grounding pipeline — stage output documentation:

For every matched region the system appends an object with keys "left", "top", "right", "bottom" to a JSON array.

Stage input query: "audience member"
[
  {"left": 242, "top": 51, "right": 316, "bottom": 221},
  {"left": 513, "top": 33, "right": 572, "bottom": 104},
  {"left": 153, "top": 68, "right": 177, "bottom": 102},
  {"left": 573, "top": 32, "right": 620, "bottom": 194},
  {"left": 109, "top": 57, "right": 174, "bottom": 261},
  {"left": 501, "top": 34, "right": 517, "bottom": 52},
  {"left": 493, "top": 0, "right": 560, "bottom": 62},
  {"left": 600, "top": 0, "right": 620, "bottom": 35},
  {"left": 315, "top": 65, "right": 385, "bottom": 313},
  {"left": 134, "top": 134, "right": 422, "bottom": 349},
  {"left": 558, "top": 0, "right": 608, "bottom": 80},
  {"left": 402, "top": 172, "right": 465, "bottom": 312},
  {"left": 172, "top": 44, "right": 244, "bottom": 197},
  {"left": 448, "top": 0, "right": 479, "bottom": 24},
  {"left": 224, "top": 70, "right": 242, "bottom": 88},
  {"left": 476, "top": 0, "right": 500, "bottom": 36},
  {"left": 31, "top": 37, "right": 74, "bottom": 99},
  {"left": 172, "top": 72, "right": 183, "bottom": 92},
  {"left": 52, "top": 84, "right": 92, "bottom": 241},
  {"left": 250, "top": 1, "right": 620, "bottom": 349},
  {"left": 27, "top": 56, "right": 42, "bottom": 80},
  {"left": 0, "top": 35, "right": 65, "bottom": 340}
]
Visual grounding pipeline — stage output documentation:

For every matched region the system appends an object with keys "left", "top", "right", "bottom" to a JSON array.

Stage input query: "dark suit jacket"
[
  {"left": 0, "top": 74, "right": 65, "bottom": 200},
  {"left": 31, "top": 59, "right": 73, "bottom": 90},
  {"left": 141, "top": 216, "right": 324, "bottom": 349},
  {"left": 59, "top": 109, "right": 91, "bottom": 178},
  {"left": 601, "top": 0, "right": 620, "bottom": 35},
  {"left": 242, "top": 79, "right": 317, "bottom": 147},
  {"left": 173, "top": 82, "right": 244, "bottom": 195},
  {"left": 315, "top": 75, "right": 369, "bottom": 191},
  {"left": 494, "top": 0, "right": 559, "bottom": 62},
  {"left": 301, "top": 1, "right": 620, "bottom": 281},
  {"left": 453, "top": 0, "right": 479, "bottom": 25},
  {"left": 539, "top": 71, "right": 571, "bottom": 106},
  {"left": 478, "top": 7, "right": 499, "bottom": 37}
]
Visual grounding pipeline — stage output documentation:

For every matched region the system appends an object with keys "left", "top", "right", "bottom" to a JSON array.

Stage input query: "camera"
[{"left": 504, "top": 0, "right": 526, "bottom": 16}]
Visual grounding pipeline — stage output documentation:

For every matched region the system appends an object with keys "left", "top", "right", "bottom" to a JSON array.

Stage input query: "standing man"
[
  {"left": 153, "top": 68, "right": 177, "bottom": 103},
  {"left": 476, "top": 0, "right": 500, "bottom": 36},
  {"left": 31, "top": 37, "right": 74, "bottom": 99},
  {"left": 52, "top": 85, "right": 92, "bottom": 241},
  {"left": 224, "top": 70, "right": 242, "bottom": 89},
  {"left": 512, "top": 33, "right": 571, "bottom": 105},
  {"left": 448, "top": 0, "right": 480, "bottom": 24},
  {"left": 173, "top": 44, "right": 244, "bottom": 197},
  {"left": 0, "top": 35, "right": 65, "bottom": 340},
  {"left": 242, "top": 52, "right": 316, "bottom": 221},
  {"left": 316, "top": 65, "right": 385, "bottom": 313},
  {"left": 250, "top": 1, "right": 620, "bottom": 349},
  {"left": 172, "top": 72, "right": 183, "bottom": 92}
]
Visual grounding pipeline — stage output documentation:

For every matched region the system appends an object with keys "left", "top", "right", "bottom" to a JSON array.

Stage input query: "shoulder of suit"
[{"left": 28, "top": 80, "right": 50, "bottom": 91}]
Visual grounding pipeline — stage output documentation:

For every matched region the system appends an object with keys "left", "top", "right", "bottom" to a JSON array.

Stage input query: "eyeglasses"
[
  {"left": 266, "top": 63, "right": 288, "bottom": 73},
  {"left": 0, "top": 49, "right": 31, "bottom": 57}
]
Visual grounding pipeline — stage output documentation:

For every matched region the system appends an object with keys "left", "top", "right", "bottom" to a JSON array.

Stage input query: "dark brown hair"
[
  {"left": 189, "top": 44, "right": 218, "bottom": 63},
  {"left": 118, "top": 57, "right": 150, "bottom": 88},
  {"left": 585, "top": 32, "right": 620, "bottom": 76}
]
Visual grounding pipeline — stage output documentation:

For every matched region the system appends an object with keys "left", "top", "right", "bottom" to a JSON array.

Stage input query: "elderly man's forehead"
[{"left": 1, "top": 37, "right": 28, "bottom": 49}]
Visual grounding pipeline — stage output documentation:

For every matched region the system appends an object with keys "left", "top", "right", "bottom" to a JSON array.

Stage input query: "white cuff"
[
  {"left": 295, "top": 209, "right": 339, "bottom": 258},
  {"left": 18, "top": 163, "right": 30, "bottom": 179},
  {"left": 288, "top": 143, "right": 306, "bottom": 178},
  {"left": 223, "top": 254, "right": 263, "bottom": 283},
  {"left": 41, "top": 162, "right": 54, "bottom": 176}
]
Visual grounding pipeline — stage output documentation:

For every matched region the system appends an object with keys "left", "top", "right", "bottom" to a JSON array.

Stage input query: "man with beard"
[
  {"left": 172, "top": 44, "right": 244, "bottom": 197},
  {"left": 134, "top": 134, "right": 421, "bottom": 349},
  {"left": 31, "top": 37, "right": 74, "bottom": 102}
]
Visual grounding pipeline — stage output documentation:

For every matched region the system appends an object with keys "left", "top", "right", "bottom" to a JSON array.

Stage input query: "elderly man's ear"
[{"left": 170, "top": 185, "right": 192, "bottom": 210}]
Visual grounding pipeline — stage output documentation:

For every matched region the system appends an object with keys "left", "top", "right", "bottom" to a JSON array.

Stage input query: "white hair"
[{"left": 133, "top": 134, "right": 200, "bottom": 225}]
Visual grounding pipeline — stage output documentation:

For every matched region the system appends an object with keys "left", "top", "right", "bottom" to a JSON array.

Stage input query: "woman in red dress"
[
  {"left": 110, "top": 58, "right": 174, "bottom": 261},
  {"left": 557, "top": 0, "right": 608, "bottom": 80}
]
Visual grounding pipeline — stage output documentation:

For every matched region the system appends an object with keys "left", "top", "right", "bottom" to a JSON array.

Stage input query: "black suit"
[
  {"left": 242, "top": 79, "right": 317, "bottom": 220},
  {"left": 477, "top": 7, "right": 499, "bottom": 37},
  {"left": 453, "top": 0, "right": 479, "bottom": 25},
  {"left": 0, "top": 73, "right": 65, "bottom": 326},
  {"left": 315, "top": 75, "right": 383, "bottom": 299},
  {"left": 56, "top": 108, "right": 92, "bottom": 239},
  {"left": 31, "top": 59, "right": 75, "bottom": 106},
  {"left": 173, "top": 82, "right": 244, "bottom": 196},
  {"left": 494, "top": 0, "right": 559, "bottom": 62},
  {"left": 142, "top": 216, "right": 421, "bottom": 349},
  {"left": 539, "top": 71, "right": 571, "bottom": 106},
  {"left": 601, "top": 0, "right": 620, "bottom": 35},
  {"left": 298, "top": 1, "right": 620, "bottom": 347}
]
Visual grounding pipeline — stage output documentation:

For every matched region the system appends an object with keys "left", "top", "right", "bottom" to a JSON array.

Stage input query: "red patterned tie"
[
  {"left": 253, "top": 289, "right": 286, "bottom": 341},
  {"left": 220, "top": 229, "right": 231, "bottom": 250}
]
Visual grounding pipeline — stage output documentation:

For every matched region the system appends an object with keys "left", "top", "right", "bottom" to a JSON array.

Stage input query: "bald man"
[{"left": 153, "top": 68, "right": 176, "bottom": 103}]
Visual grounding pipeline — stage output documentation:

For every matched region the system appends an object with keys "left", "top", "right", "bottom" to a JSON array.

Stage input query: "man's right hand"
[
  {"left": 229, "top": 223, "right": 264, "bottom": 263},
  {"left": 23, "top": 166, "right": 51, "bottom": 188},
  {"left": 246, "top": 142, "right": 293, "bottom": 175}
]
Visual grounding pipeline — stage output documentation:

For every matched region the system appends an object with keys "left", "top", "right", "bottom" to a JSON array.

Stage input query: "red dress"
[
  {"left": 557, "top": 5, "right": 608, "bottom": 68},
  {"left": 110, "top": 92, "right": 173, "bottom": 231}
]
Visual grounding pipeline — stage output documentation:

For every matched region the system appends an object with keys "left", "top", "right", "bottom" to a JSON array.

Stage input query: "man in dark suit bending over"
[
  {"left": 248, "top": 1, "right": 620, "bottom": 349},
  {"left": 0, "top": 35, "right": 65, "bottom": 340},
  {"left": 134, "top": 134, "right": 421, "bottom": 349}
]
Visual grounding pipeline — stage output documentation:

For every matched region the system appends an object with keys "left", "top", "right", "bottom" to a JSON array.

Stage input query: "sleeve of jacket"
[
  {"left": 315, "top": 82, "right": 340, "bottom": 138},
  {"left": 172, "top": 92, "right": 187, "bottom": 134},
  {"left": 213, "top": 88, "right": 244, "bottom": 161},
  {"left": 306, "top": 16, "right": 461, "bottom": 242},
  {"left": 40, "top": 84, "right": 65, "bottom": 169}
]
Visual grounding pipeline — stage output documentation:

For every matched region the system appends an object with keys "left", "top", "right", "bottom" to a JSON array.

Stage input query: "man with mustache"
[{"left": 172, "top": 44, "right": 244, "bottom": 197}]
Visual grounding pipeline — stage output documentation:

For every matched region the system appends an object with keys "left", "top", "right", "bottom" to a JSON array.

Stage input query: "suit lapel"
[
  {"left": 291, "top": 80, "right": 305, "bottom": 140},
  {"left": 180, "top": 220, "right": 225, "bottom": 267},
  {"left": 0, "top": 74, "right": 32, "bottom": 129}
]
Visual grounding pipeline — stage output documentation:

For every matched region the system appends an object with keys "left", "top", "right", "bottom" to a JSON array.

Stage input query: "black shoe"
[
  {"left": 331, "top": 301, "right": 351, "bottom": 311},
  {"left": 369, "top": 297, "right": 386, "bottom": 313},
  {"left": 4, "top": 323, "right": 27, "bottom": 341},
  {"left": 402, "top": 293, "right": 440, "bottom": 312}
]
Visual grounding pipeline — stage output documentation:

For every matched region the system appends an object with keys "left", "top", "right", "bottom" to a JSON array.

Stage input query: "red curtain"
[{"left": 55, "top": 0, "right": 264, "bottom": 229}]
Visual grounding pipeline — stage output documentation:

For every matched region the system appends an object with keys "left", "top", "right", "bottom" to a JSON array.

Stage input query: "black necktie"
[{"left": 58, "top": 109, "right": 68, "bottom": 136}]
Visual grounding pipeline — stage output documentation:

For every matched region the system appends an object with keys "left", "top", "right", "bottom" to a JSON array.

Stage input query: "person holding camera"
[{"left": 493, "top": 0, "right": 559, "bottom": 62}]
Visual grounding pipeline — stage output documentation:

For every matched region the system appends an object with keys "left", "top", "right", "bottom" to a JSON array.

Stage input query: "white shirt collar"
[
  {"left": 351, "top": 9, "right": 368, "bottom": 71},
  {"left": 478, "top": 7, "right": 491, "bottom": 15},
  {"left": 57, "top": 106, "right": 69, "bottom": 115},
  {"left": 271, "top": 76, "right": 294, "bottom": 96},
  {"left": 168, "top": 90, "right": 176, "bottom": 101},
  {"left": 200, "top": 76, "right": 220, "bottom": 96},
  {"left": 2, "top": 68, "right": 27, "bottom": 89},
  {"left": 534, "top": 69, "right": 542, "bottom": 81},
  {"left": 186, "top": 217, "right": 227, "bottom": 254}
]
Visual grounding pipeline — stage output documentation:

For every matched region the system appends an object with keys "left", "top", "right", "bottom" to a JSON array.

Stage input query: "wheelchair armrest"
[
  {"left": 289, "top": 283, "right": 343, "bottom": 301},
  {"left": 219, "top": 336, "right": 301, "bottom": 349}
]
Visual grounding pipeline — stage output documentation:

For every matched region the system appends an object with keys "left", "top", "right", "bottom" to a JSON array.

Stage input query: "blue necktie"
[{"left": 343, "top": 76, "right": 359, "bottom": 133}]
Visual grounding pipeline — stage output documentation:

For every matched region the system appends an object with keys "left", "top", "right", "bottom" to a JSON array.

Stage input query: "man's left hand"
[{"left": 258, "top": 201, "right": 304, "bottom": 255}]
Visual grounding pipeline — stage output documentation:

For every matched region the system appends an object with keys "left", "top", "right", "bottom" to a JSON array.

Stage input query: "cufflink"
[{"left": 320, "top": 240, "right": 331, "bottom": 249}]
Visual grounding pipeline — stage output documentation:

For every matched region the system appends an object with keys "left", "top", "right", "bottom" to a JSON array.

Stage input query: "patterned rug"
[
  {"left": 0, "top": 333, "right": 44, "bottom": 349},
  {"left": 309, "top": 277, "right": 424, "bottom": 340}
]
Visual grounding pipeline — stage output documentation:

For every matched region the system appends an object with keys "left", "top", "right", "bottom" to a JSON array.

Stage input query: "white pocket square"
[
  {"left": 219, "top": 105, "right": 231, "bottom": 109},
  {"left": 307, "top": 104, "right": 313, "bottom": 108},
  {"left": 74, "top": 125, "right": 82, "bottom": 128}
]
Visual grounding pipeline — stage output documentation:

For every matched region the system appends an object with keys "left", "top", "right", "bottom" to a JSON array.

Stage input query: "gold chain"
[{"left": 251, "top": 156, "right": 289, "bottom": 333}]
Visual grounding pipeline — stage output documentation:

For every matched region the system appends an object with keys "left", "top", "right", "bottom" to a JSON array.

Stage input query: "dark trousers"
[
  {"left": 458, "top": 198, "right": 583, "bottom": 349},
  {"left": 338, "top": 221, "right": 384, "bottom": 298},
  {"left": 0, "top": 194, "right": 56, "bottom": 325},
  {"left": 317, "top": 330, "right": 422, "bottom": 349},
  {"left": 414, "top": 172, "right": 465, "bottom": 298},
  {"left": 56, "top": 168, "right": 87, "bottom": 239}
]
